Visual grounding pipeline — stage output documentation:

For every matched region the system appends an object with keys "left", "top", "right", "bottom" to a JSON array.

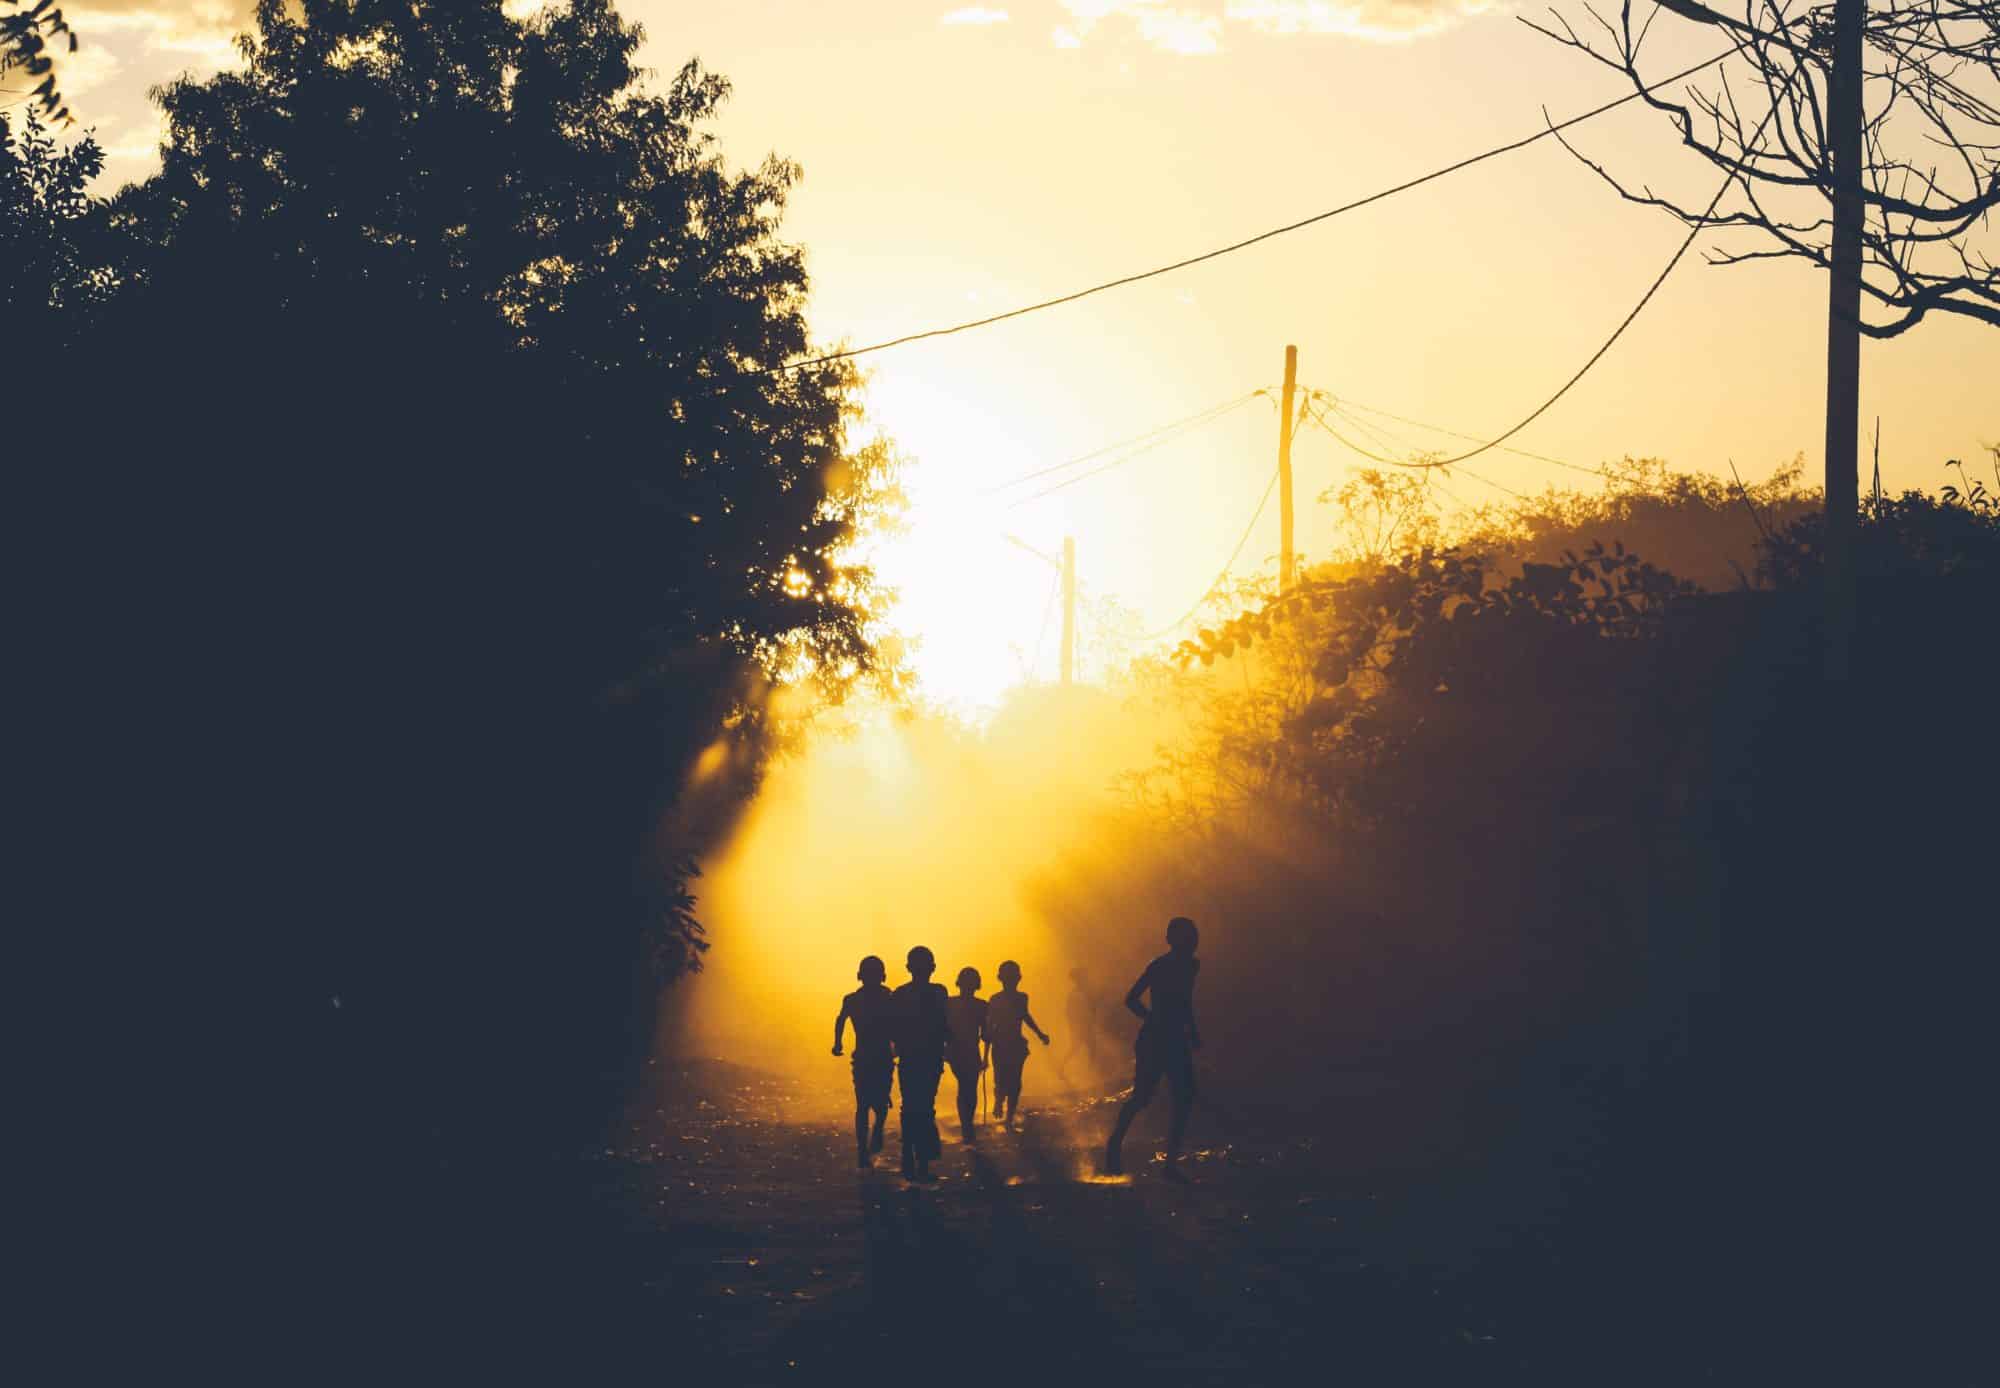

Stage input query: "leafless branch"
[{"left": 1528, "top": 0, "right": 2000, "bottom": 337}]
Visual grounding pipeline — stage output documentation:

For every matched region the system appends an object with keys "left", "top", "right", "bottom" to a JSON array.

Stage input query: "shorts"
[
  {"left": 990, "top": 1038, "right": 1028, "bottom": 1098},
  {"left": 898, "top": 1058, "right": 943, "bottom": 1161},
  {"left": 852, "top": 1051, "right": 893, "bottom": 1110}
]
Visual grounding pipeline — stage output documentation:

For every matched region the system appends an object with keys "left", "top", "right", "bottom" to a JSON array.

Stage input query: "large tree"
[{"left": 28, "top": 0, "right": 898, "bottom": 1215}]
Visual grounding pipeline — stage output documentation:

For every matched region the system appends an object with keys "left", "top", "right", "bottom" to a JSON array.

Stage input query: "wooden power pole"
[
  {"left": 1823, "top": 0, "right": 1863, "bottom": 680},
  {"left": 1279, "top": 345, "right": 1298, "bottom": 592},
  {"left": 1059, "top": 535, "right": 1076, "bottom": 686}
]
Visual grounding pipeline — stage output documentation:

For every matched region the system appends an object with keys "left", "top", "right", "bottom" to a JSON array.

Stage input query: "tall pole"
[
  {"left": 1823, "top": 0, "right": 1864, "bottom": 681},
  {"left": 1279, "top": 344, "right": 1298, "bottom": 593},
  {"left": 1059, "top": 535, "right": 1076, "bottom": 687}
]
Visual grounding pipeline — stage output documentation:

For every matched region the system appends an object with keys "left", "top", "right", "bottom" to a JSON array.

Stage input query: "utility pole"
[
  {"left": 1279, "top": 344, "right": 1298, "bottom": 592},
  {"left": 1823, "top": 0, "right": 1863, "bottom": 681},
  {"left": 1059, "top": 535, "right": 1076, "bottom": 687}
]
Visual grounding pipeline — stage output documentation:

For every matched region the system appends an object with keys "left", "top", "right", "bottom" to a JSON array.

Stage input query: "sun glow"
[
  {"left": 672, "top": 702, "right": 1081, "bottom": 1110},
  {"left": 859, "top": 380, "right": 1084, "bottom": 713}
]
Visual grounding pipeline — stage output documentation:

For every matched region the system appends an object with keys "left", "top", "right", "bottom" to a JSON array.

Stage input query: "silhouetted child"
[
  {"left": 890, "top": 945, "right": 950, "bottom": 1181},
  {"left": 945, "top": 967, "right": 988, "bottom": 1145},
  {"left": 985, "top": 960, "right": 1050, "bottom": 1127},
  {"left": 1103, "top": 917, "right": 1202, "bottom": 1178},
  {"left": 832, "top": 955, "right": 895, "bottom": 1168}
]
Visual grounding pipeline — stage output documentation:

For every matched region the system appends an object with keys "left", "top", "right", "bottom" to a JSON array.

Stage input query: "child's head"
[
  {"left": 996, "top": 960, "right": 1022, "bottom": 989},
  {"left": 1166, "top": 916, "right": 1199, "bottom": 956},
  {"left": 857, "top": 955, "right": 886, "bottom": 985},
  {"left": 955, "top": 966, "right": 981, "bottom": 994},
  {"left": 906, "top": 945, "right": 936, "bottom": 981}
]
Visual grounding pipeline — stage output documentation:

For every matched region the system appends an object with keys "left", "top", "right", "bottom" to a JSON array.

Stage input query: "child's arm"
[
  {"left": 1124, "top": 964, "right": 1154, "bottom": 1021},
  {"left": 831, "top": 998, "right": 850, "bottom": 1056},
  {"left": 1024, "top": 1001, "right": 1051, "bottom": 1046}
]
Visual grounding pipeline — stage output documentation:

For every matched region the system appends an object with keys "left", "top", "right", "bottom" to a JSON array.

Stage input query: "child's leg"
[
  {"left": 897, "top": 1067, "right": 918, "bottom": 1176},
  {"left": 995, "top": 1046, "right": 1025, "bottom": 1119},
  {"left": 953, "top": 1063, "right": 975, "bottom": 1135},
  {"left": 1104, "top": 1046, "right": 1159, "bottom": 1173},
  {"left": 1165, "top": 1048, "right": 1196, "bottom": 1163}
]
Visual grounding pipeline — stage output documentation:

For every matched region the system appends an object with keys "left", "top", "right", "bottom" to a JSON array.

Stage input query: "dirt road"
[{"left": 561, "top": 1060, "right": 1707, "bottom": 1386}]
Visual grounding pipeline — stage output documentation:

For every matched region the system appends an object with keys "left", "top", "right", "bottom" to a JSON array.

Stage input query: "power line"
[
  {"left": 1301, "top": 399, "right": 1414, "bottom": 467},
  {"left": 983, "top": 390, "right": 1264, "bottom": 495},
  {"left": 1347, "top": 99, "right": 1782, "bottom": 470},
  {"left": 1427, "top": 471, "right": 1478, "bottom": 512},
  {"left": 1004, "top": 392, "right": 1261, "bottom": 508},
  {"left": 1140, "top": 467, "right": 1281, "bottom": 643},
  {"left": 1453, "top": 464, "right": 1529, "bottom": 500},
  {"left": 744, "top": 49, "right": 1735, "bottom": 381},
  {"left": 1328, "top": 406, "right": 1472, "bottom": 482},
  {"left": 1315, "top": 391, "right": 1600, "bottom": 475},
  {"left": 1319, "top": 399, "right": 1419, "bottom": 461},
  {"left": 1310, "top": 402, "right": 1530, "bottom": 506}
]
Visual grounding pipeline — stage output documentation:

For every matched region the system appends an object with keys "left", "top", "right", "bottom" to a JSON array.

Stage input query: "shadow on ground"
[{"left": 553, "top": 1058, "right": 1715, "bottom": 1386}]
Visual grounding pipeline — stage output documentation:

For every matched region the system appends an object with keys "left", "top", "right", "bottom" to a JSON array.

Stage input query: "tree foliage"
[
  {"left": 21, "top": 0, "right": 904, "bottom": 1168},
  {"left": 1084, "top": 458, "right": 1996, "bottom": 1233},
  {"left": 0, "top": 107, "right": 102, "bottom": 329},
  {"left": 102, "top": 0, "right": 894, "bottom": 704},
  {"left": 1758, "top": 449, "right": 2000, "bottom": 583},
  {"left": 1126, "top": 456, "right": 1985, "bottom": 835},
  {"left": 1, "top": 0, "right": 76, "bottom": 123},
  {"left": 1151, "top": 539, "right": 1697, "bottom": 824}
]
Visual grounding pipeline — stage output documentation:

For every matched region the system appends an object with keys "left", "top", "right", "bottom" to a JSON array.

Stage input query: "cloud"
[
  {"left": 1135, "top": 7, "right": 1224, "bottom": 53},
  {"left": 940, "top": 6, "right": 1012, "bottom": 23},
  {"left": 48, "top": 40, "right": 124, "bottom": 102},
  {"left": 1054, "top": 0, "right": 1499, "bottom": 54},
  {"left": 1226, "top": 0, "right": 1505, "bottom": 43},
  {"left": 1058, "top": 2, "right": 1223, "bottom": 54},
  {"left": 97, "top": 110, "right": 170, "bottom": 169},
  {"left": 68, "top": 2, "right": 251, "bottom": 66}
]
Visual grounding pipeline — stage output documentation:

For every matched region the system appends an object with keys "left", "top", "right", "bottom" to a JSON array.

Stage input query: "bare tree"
[
  {"left": 1530, "top": 0, "right": 1997, "bottom": 673},
  {"left": 1529, "top": 0, "right": 1999, "bottom": 335}
]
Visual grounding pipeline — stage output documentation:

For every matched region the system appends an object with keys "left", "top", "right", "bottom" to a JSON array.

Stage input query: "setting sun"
[{"left": 855, "top": 378, "right": 1089, "bottom": 709}]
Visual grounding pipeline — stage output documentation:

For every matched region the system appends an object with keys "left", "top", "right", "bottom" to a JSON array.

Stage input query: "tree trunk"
[{"left": 1822, "top": 0, "right": 1865, "bottom": 680}]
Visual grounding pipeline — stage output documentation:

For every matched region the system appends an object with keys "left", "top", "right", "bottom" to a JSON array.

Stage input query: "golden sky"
[{"left": 51, "top": 1, "right": 1999, "bottom": 706}]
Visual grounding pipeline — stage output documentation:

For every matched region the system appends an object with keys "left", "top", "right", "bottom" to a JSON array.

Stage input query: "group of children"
[
  {"left": 831, "top": 917, "right": 1203, "bottom": 1182},
  {"left": 832, "top": 947, "right": 1050, "bottom": 1181}
]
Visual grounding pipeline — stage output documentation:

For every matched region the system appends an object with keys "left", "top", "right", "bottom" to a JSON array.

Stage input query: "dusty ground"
[{"left": 555, "top": 1058, "right": 1714, "bottom": 1386}]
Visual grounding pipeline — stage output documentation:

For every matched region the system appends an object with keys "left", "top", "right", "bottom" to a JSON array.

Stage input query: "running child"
[
  {"left": 944, "top": 967, "right": 988, "bottom": 1145},
  {"left": 890, "top": 945, "right": 950, "bottom": 1181},
  {"left": 1103, "top": 917, "right": 1202, "bottom": 1178},
  {"left": 832, "top": 955, "right": 896, "bottom": 1168},
  {"left": 985, "top": 960, "right": 1050, "bottom": 1128}
]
